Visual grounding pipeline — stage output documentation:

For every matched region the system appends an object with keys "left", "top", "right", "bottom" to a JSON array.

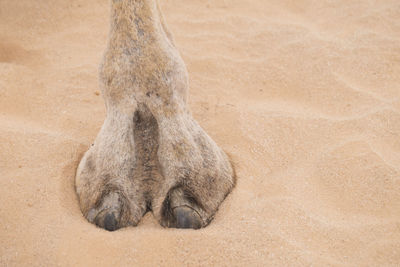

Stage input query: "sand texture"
[{"left": 1, "top": 0, "right": 400, "bottom": 266}]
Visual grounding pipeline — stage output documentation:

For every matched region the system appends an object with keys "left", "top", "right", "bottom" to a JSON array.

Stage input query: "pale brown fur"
[{"left": 75, "top": 0, "right": 235, "bottom": 230}]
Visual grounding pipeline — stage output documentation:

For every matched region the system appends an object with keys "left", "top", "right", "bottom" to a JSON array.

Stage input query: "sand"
[{"left": 1, "top": 0, "right": 400, "bottom": 266}]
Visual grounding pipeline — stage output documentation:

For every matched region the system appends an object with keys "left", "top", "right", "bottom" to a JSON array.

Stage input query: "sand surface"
[{"left": 1, "top": 0, "right": 400, "bottom": 266}]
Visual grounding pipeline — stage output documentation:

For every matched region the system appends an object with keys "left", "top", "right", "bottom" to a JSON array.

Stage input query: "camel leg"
[{"left": 76, "top": 0, "right": 235, "bottom": 230}]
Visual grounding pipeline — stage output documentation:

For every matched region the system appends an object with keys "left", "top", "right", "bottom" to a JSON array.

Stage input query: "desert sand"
[{"left": 1, "top": 0, "right": 400, "bottom": 266}]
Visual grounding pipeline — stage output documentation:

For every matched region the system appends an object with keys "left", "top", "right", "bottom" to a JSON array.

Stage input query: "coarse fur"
[{"left": 75, "top": 0, "right": 235, "bottom": 230}]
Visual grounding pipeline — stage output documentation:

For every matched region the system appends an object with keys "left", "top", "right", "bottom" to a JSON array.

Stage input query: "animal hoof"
[
  {"left": 172, "top": 206, "right": 202, "bottom": 229},
  {"left": 94, "top": 209, "right": 120, "bottom": 231}
]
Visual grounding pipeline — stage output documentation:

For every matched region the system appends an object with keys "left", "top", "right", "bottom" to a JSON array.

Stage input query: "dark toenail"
[
  {"left": 174, "top": 207, "right": 202, "bottom": 229},
  {"left": 176, "top": 209, "right": 191, "bottom": 228},
  {"left": 104, "top": 213, "right": 118, "bottom": 231}
]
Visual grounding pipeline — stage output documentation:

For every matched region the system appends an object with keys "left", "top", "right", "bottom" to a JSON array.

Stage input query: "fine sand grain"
[{"left": 1, "top": 0, "right": 400, "bottom": 266}]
